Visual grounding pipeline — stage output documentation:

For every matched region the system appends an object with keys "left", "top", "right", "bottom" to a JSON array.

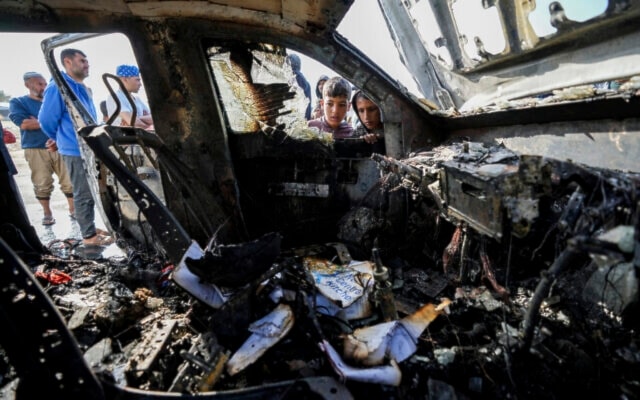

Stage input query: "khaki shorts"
[{"left": 24, "top": 148, "right": 73, "bottom": 199}]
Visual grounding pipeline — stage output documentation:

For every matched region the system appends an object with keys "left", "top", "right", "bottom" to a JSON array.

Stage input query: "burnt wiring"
[
  {"left": 501, "top": 233, "right": 518, "bottom": 392},
  {"left": 520, "top": 168, "right": 636, "bottom": 352}
]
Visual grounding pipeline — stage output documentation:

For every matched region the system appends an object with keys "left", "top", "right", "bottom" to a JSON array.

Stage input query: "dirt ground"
[{"left": 1, "top": 118, "right": 120, "bottom": 258}]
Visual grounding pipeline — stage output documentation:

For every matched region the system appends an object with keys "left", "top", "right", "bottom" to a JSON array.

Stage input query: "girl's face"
[
  {"left": 355, "top": 97, "right": 381, "bottom": 130},
  {"left": 318, "top": 80, "right": 326, "bottom": 95}
]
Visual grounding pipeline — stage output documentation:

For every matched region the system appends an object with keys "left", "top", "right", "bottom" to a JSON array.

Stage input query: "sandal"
[
  {"left": 42, "top": 216, "right": 56, "bottom": 226},
  {"left": 83, "top": 234, "right": 115, "bottom": 247}
]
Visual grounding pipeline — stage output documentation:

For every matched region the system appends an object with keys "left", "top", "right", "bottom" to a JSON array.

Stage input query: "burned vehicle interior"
[{"left": 0, "top": 1, "right": 639, "bottom": 399}]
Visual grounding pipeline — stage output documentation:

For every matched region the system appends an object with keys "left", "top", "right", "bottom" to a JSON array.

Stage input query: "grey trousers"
[{"left": 62, "top": 155, "right": 96, "bottom": 239}]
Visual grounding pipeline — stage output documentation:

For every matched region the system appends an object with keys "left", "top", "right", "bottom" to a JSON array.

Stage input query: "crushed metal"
[{"left": 2, "top": 140, "right": 639, "bottom": 399}]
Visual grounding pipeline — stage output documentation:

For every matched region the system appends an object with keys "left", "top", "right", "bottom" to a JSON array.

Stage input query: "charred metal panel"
[
  {"left": 441, "top": 161, "right": 511, "bottom": 240},
  {"left": 269, "top": 182, "right": 330, "bottom": 197},
  {"left": 228, "top": 134, "right": 388, "bottom": 246},
  {"left": 450, "top": 118, "right": 640, "bottom": 173},
  {"left": 0, "top": 0, "right": 353, "bottom": 36},
  {"left": 377, "top": 0, "right": 460, "bottom": 110},
  {"left": 384, "top": 0, "right": 640, "bottom": 113},
  {"left": 486, "top": 0, "right": 539, "bottom": 53},
  {"left": 230, "top": 144, "right": 352, "bottom": 246},
  {"left": 135, "top": 21, "right": 247, "bottom": 245}
]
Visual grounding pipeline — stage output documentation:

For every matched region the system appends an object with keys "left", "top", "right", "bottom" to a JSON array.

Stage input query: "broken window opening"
[
  {"left": 205, "top": 40, "right": 387, "bottom": 246},
  {"left": 528, "top": 0, "right": 609, "bottom": 37},
  {"left": 338, "top": 0, "right": 422, "bottom": 96},
  {"left": 375, "top": 0, "right": 640, "bottom": 115},
  {"left": 207, "top": 44, "right": 310, "bottom": 137},
  {"left": 452, "top": 0, "right": 505, "bottom": 60}
]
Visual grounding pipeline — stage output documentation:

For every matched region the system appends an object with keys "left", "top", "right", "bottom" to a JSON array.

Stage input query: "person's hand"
[
  {"left": 20, "top": 116, "right": 40, "bottom": 131},
  {"left": 362, "top": 133, "right": 380, "bottom": 144},
  {"left": 45, "top": 138, "right": 58, "bottom": 152}
]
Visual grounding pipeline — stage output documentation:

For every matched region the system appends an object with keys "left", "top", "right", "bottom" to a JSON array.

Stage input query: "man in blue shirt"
[
  {"left": 9, "top": 71, "right": 74, "bottom": 226},
  {"left": 39, "top": 48, "right": 114, "bottom": 246}
]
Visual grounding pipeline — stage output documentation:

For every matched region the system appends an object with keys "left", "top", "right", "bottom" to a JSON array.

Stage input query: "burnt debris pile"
[{"left": 1, "top": 141, "right": 639, "bottom": 399}]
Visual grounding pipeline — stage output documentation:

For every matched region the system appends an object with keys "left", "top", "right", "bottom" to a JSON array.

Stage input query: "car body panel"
[{"left": 0, "top": 1, "right": 639, "bottom": 399}]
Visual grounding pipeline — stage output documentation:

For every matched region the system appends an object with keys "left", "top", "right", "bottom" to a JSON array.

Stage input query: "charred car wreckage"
[{"left": 1, "top": 0, "right": 639, "bottom": 399}]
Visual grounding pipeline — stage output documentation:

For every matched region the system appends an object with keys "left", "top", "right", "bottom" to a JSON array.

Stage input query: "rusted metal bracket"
[{"left": 79, "top": 125, "right": 191, "bottom": 264}]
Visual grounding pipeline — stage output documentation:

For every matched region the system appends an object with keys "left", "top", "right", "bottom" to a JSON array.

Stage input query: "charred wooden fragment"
[{"left": 126, "top": 319, "right": 178, "bottom": 384}]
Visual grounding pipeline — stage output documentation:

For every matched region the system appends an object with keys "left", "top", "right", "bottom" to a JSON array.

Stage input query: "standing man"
[
  {"left": 106, "top": 64, "right": 153, "bottom": 129},
  {"left": 9, "top": 71, "right": 75, "bottom": 226},
  {"left": 38, "top": 49, "right": 114, "bottom": 246}
]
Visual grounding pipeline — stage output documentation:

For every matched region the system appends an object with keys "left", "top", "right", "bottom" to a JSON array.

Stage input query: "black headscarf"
[{"left": 315, "top": 75, "right": 329, "bottom": 98}]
